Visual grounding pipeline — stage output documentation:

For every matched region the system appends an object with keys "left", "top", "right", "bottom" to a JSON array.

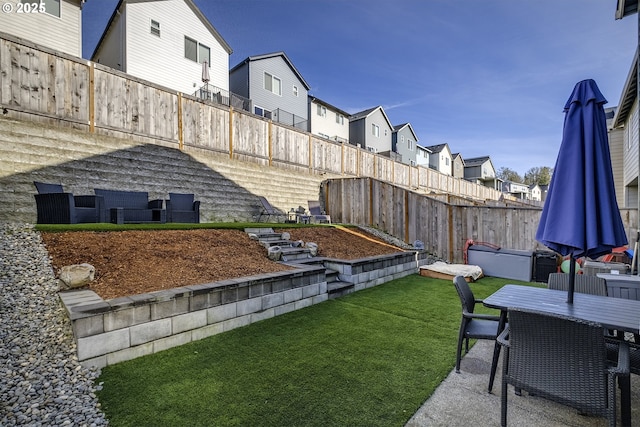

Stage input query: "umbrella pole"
[{"left": 567, "top": 253, "right": 575, "bottom": 304}]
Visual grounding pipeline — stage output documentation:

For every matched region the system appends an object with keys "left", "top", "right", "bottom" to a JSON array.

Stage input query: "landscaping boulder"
[
  {"left": 268, "top": 246, "right": 282, "bottom": 261},
  {"left": 58, "top": 263, "right": 95, "bottom": 289},
  {"left": 305, "top": 242, "right": 318, "bottom": 257}
]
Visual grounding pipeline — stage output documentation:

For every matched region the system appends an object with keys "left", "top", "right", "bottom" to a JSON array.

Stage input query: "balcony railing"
[{"left": 195, "top": 84, "right": 252, "bottom": 113}]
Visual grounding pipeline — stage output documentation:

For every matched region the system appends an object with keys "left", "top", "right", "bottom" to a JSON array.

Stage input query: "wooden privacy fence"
[
  {"left": 1, "top": 32, "right": 509, "bottom": 201},
  {"left": 324, "top": 177, "right": 639, "bottom": 264}
]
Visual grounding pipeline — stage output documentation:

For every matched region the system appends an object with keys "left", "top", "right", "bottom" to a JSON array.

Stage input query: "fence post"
[
  {"left": 89, "top": 62, "right": 95, "bottom": 133},
  {"left": 177, "top": 93, "right": 183, "bottom": 150},
  {"left": 229, "top": 106, "right": 233, "bottom": 159},
  {"left": 268, "top": 119, "right": 273, "bottom": 166},
  {"left": 404, "top": 190, "right": 409, "bottom": 243},
  {"left": 308, "top": 134, "right": 312, "bottom": 173}
]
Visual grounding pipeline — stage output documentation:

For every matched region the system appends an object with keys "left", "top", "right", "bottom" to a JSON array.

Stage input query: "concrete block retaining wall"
[{"left": 60, "top": 251, "right": 428, "bottom": 369}]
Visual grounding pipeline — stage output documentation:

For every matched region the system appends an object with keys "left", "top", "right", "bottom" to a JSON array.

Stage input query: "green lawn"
[{"left": 96, "top": 274, "right": 537, "bottom": 427}]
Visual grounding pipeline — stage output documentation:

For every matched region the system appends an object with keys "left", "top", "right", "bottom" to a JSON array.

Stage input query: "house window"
[
  {"left": 254, "top": 106, "right": 271, "bottom": 119},
  {"left": 264, "top": 72, "right": 282, "bottom": 96},
  {"left": 199, "top": 43, "right": 210, "bottom": 65},
  {"left": 150, "top": 20, "right": 160, "bottom": 37},
  {"left": 372, "top": 124, "right": 379, "bottom": 137},
  {"left": 23, "top": 0, "right": 59, "bottom": 16},
  {"left": 184, "top": 37, "right": 210, "bottom": 64},
  {"left": 401, "top": 135, "right": 405, "bottom": 143},
  {"left": 408, "top": 139, "right": 414, "bottom": 151},
  {"left": 293, "top": 85, "right": 298, "bottom": 97},
  {"left": 184, "top": 37, "right": 197, "bottom": 62},
  {"left": 317, "top": 105, "right": 326, "bottom": 117},
  {"left": 336, "top": 113, "right": 344, "bottom": 125},
  {"left": 445, "top": 157, "right": 450, "bottom": 166}
]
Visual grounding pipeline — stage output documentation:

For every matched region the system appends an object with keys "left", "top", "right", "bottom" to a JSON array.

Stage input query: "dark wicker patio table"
[{"left": 484, "top": 284, "right": 640, "bottom": 426}]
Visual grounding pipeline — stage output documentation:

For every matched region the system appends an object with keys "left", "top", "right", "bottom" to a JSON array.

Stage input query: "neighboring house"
[
  {"left": 415, "top": 145, "right": 431, "bottom": 167},
  {"left": 611, "top": 47, "right": 638, "bottom": 210},
  {"left": 0, "top": 0, "right": 84, "bottom": 57},
  {"left": 348, "top": 106, "right": 393, "bottom": 154},
  {"left": 463, "top": 156, "right": 500, "bottom": 190},
  {"left": 392, "top": 123, "right": 418, "bottom": 165},
  {"left": 606, "top": 105, "right": 626, "bottom": 209},
  {"left": 230, "top": 51, "right": 310, "bottom": 130},
  {"left": 451, "top": 153, "right": 464, "bottom": 178},
  {"left": 529, "top": 184, "right": 542, "bottom": 201},
  {"left": 426, "top": 143, "right": 453, "bottom": 175},
  {"left": 503, "top": 181, "right": 529, "bottom": 200},
  {"left": 308, "top": 96, "right": 350, "bottom": 143},
  {"left": 91, "top": 0, "right": 232, "bottom": 96},
  {"left": 539, "top": 184, "right": 549, "bottom": 202}
]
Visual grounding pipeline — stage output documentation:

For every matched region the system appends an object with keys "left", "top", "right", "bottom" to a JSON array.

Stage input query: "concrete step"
[
  {"left": 325, "top": 269, "right": 340, "bottom": 283},
  {"left": 259, "top": 239, "right": 295, "bottom": 248},
  {"left": 327, "top": 281, "right": 355, "bottom": 299},
  {"left": 280, "top": 247, "right": 312, "bottom": 262}
]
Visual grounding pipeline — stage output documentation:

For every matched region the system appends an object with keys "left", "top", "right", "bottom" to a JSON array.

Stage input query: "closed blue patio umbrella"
[{"left": 536, "top": 79, "right": 628, "bottom": 303}]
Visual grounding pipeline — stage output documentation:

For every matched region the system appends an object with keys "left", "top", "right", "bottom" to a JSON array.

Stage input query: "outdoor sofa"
[{"left": 94, "top": 188, "right": 166, "bottom": 224}]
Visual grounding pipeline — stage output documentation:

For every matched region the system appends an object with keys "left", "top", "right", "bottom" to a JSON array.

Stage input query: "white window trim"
[
  {"left": 264, "top": 72, "right": 282, "bottom": 96},
  {"left": 372, "top": 123, "right": 380, "bottom": 137},
  {"left": 150, "top": 19, "right": 160, "bottom": 37}
]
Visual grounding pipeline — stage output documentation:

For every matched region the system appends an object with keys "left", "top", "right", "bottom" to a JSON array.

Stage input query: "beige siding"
[
  {"left": 309, "top": 99, "right": 349, "bottom": 142},
  {"left": 0, "top": 0, "right": 82, "bottom": 57},
  {"left": 609, "top": 127, "right": 625, "bottom": 208}
]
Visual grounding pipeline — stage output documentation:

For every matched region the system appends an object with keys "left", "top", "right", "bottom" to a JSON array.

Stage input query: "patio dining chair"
[
  {"left": 452, "top": 275, "right": 502, "bottom": 393},
  {"left": 547, "top": 272, "right": 607, "bottom": 296},
  {"left": 498, "top": 308, "right": 630, "bottom": 427}
]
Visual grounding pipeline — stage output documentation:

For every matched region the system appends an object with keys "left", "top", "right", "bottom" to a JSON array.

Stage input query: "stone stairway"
[
  {"left": 245, "top": 227, "right": 312, "bottom": 262},
  {"left": 245, "top": 227, "right": 354, "bottom": 298}
]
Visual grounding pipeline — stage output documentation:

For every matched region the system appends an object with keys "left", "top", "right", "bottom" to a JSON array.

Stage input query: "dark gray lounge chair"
[
  {"left": 33, "top": 181, "right": 104, "bottom": 224},
  {"left": 308, "top": 200, "right": 331, "bottom": 223},
  {"left": 166, "top": 193, "right": 200, "bottom": 223},
  {"left": 257, "top": 196, "right": 286, "bottom": 222},
  {"left": 452, "top": 275, "right": 502, "bottom": 393},
  {"left": 498, "top": 308, "right": 630, "bottom": 427}
]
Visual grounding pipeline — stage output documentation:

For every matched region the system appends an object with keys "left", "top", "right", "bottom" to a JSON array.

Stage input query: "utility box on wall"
[{"left": 467, "top": 244, "right": 533, "bottom": 282}]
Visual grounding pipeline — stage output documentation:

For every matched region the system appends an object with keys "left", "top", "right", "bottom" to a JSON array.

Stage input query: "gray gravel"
[{"left": 0, "top": 223, "right": 108, "bottom": 426}]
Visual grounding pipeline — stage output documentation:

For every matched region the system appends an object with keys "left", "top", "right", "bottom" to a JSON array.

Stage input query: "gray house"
[
  {"left": 229, "top": 51, "right": 310, "bottom": 130},
  {"left": 463, "top": 156, "right": 500, "bottom": 190},
  {"left": 392, "top": 123, "right": 419, "bottom": 165},
  {"left": 349, "top": 106, "right": 393, "bottom": 153}
]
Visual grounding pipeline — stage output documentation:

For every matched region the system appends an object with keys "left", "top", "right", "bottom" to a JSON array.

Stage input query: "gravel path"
[{"left": 0, "top": 223, "right": 108, "bottom": 426}]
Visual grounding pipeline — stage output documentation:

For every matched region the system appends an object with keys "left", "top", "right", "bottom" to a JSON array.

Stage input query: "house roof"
[
  {"left": 416, "top": 145, "right": 432, "bottom": 154},
  {"left": 612, "top": 47, "right": 637, "bottom": 128},
  {"left": 349, "top": 106, "right": 394, "bottom": 130},
  {"left": 616, "top": 0, "right": 638, "bottom": 19},
  {"left": 309, "top": 96, "right": 350, "bottom": 117},
  {"left": 230, "top": 51, "right": 310, "bottom": 90},
  {"left": 91, "top": 0, "right": 233, "bottom": 59},
  {"left": 464, "top": 156, "right": 492, "bottom": 167},
  {"left": 392, "top": 123, "right": 419, "bottom": 142},
  {"left": 451, "top": 153, "right": 464, "bottom": 163},
  {"left": 425, "top": 143, "right": 450, "bottom": 154}
]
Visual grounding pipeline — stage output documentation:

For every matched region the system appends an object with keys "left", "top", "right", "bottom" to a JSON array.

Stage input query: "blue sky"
[{"left": 82, "top": 0, "right": 638, "bottom": 176}]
